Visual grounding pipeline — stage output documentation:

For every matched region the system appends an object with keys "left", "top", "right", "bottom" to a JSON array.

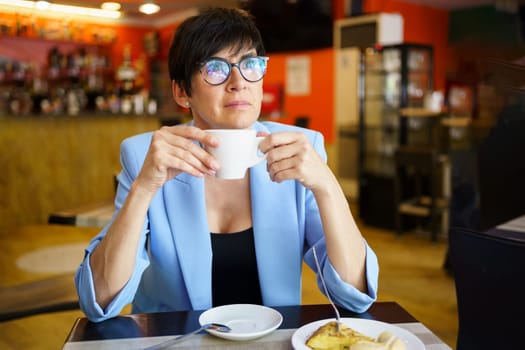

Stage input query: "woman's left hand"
[
  {"left": 258, "top": 131, "right": 330, "bottom": 191},
  {"left": 260, "top": 131, "right": 368, "bottom": 292}
]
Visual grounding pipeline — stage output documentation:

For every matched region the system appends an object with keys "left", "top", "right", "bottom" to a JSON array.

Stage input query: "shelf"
[
  {"left": 0, "top": 34, "right": 113, "bottom": 48},
  {"left": 359, "top": 43, "right": 434, "bottom": 229},
  {"left": 398, "top": 196, "right": 448, "bottom": 217},
  {"left": 399, "top": 107, "right": 445, "bottom": 118},
  {"left": 0, "top": 68, "right": 113, "bottom": 85},
  {"left": 441, "top": 117, "right": 471, "bottom": 128}
]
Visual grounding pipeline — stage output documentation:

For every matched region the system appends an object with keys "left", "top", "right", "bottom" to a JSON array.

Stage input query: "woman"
[{"left": 76, "top": 7, "right": 378, "bottom": 323}]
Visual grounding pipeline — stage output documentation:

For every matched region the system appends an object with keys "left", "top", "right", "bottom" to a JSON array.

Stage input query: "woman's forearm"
[
  {"left": 312, "top": 168, "right": 368, "bottom": 292},
  {"left": 90, "top": 181, "right": 154, "bottom": 308}
]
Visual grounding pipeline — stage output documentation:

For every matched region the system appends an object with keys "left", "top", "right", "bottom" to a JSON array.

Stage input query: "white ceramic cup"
[{"left": 204, "top": 129, "right": 266, "bottom": 179}]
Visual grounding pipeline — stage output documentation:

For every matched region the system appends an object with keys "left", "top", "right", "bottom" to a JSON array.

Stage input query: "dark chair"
[
  {"left": 0, "top": 273, "right": 79, "bottom": 322},
  {"left": 394, "top": 145, "right": 450, "bottom": 241},
  {"left": 448, "top": 226, "right": 525, "bottom": 350},
  {"left": 477, "top": 101, "right": 525, "bottom": 230},
  {"left": 294, "top": 116, "right": 310, "bottom": 128}
]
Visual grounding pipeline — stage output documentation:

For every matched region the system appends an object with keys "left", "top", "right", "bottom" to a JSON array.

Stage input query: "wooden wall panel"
[{"left": 0, "top": 116, "right": 159, "bottom": 230}]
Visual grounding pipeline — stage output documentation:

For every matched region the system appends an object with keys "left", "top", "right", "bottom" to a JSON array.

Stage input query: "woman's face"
[{"left": 185, "top": 46, "right": 264, "bottom": 130}]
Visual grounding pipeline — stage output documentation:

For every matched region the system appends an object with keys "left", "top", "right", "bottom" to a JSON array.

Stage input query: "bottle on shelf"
[
  {"left": 116, "top": 45, "right": 137, "bottom": 94},
  {"left": 30, "top": 63, "right": 49, "bottom": 115},
  {"left": 0, "top": 38, "right": 152, "bottom": 117},
  {"left": 8, "top": 61, "right": 32, "bottom": 116}
]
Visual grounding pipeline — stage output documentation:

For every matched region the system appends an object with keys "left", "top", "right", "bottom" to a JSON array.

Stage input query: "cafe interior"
[{"left": 1, "top": 0, "right": 525, "bottom": 349}]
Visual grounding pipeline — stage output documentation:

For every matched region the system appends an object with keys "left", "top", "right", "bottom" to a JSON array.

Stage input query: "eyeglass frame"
[{"left": 198, "top": 56, "right": 269, "bottom": 86}]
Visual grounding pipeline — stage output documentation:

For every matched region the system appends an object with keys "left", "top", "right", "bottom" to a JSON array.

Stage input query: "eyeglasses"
[{"left": 199, "top": 56, "right": 269, "bottom": 85}]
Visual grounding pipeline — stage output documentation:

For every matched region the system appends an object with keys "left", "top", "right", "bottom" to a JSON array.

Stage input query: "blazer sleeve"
[
  {"left": 75, "top": 134, "right": 152, "bottom": 322},
  {"left": 303, "top": 130, "right": 379, "bottom": 313}
]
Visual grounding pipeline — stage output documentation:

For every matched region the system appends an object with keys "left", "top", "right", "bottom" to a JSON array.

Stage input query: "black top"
[{"left": 210, "top": 227, "right": 263, "bottom": 306}]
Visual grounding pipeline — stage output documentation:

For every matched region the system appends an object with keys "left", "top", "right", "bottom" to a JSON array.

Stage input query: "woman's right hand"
[
  {"left": 134, "top": 125, "right": 220, "bottom": 194},
  {"left": 90, "top": 127, "right": 218, "bottom": 309}
]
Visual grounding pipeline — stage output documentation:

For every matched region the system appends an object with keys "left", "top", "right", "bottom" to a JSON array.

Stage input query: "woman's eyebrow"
[
  {"left": 215, "top": 52, "right": 257, "bottom": 62},
  {"left": 239, "top": 52, "right": 258, "bottom": 60}
]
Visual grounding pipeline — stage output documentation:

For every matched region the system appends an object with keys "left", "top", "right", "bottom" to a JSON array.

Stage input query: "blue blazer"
[{"left": 76, "top": 121, "right": 378, "bottom": 322}]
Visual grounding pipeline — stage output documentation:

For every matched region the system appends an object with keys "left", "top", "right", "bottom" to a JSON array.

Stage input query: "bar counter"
[{"left": 0, "top": 114, "right": 168, "bottom": 230}]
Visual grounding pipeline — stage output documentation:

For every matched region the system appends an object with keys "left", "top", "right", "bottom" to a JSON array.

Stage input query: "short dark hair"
[{"left": 168, "top": 7, "right": 266, "bottom": 96}]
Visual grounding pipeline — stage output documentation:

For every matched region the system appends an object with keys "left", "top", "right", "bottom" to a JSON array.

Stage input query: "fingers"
[
  {"left": 162, "top": 125, "right": 219, "bottom": 149},
  {"left": 162, "top": 141, "right": 215, "bottom": 177},
  {"left": 267, "top": 156, "right": 307, "bottom": 183},
  {"left": 160, "top": 127, "right": 219, "bottom": 172},
  {"left": 258, "top": 131, "right": 299, "bottom": 153},
  {"left": 140, "top": 126, "right": 221, "bottom": 186},
  {"left": 261, "top": 132, "right": 321, "bottom": 184}
]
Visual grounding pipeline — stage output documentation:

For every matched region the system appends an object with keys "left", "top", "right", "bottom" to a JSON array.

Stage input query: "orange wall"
[
  {"left": 261, "top": 0, "right": 451, "bottom": 143},
  {"left": 264, "top": 49, "right": 335, "bottom": 141},
  {"left": 0, "top": 13, "right": 150, "bottom": 65},
  {"left": 0, "top": 13, "right": 152, "bottom": 90},
  {"left": 363, "top": 0, "right": 451, "bottom": 91},
  {"left": 158, "top": 24, "right": 178, "bottom": 60},
  {"left": 109, "top": 25, "right": 151, "bottom": 69}
]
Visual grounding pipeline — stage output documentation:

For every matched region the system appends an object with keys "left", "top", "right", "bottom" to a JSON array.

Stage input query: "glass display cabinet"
[{"left": 358, "top": 43, "right": 434, "bottom": 229}]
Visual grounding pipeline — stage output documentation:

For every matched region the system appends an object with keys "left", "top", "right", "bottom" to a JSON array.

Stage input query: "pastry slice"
[{"left": 306, "top": 321, "right": 375, "bottom": 350}]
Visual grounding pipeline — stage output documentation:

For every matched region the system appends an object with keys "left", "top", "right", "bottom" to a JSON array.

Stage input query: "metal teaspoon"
[
  {"left": 312, "top": 246, "right": 341, "bottom": 333},
  {"left": 143, "top": 322, "right": 231, "bottom": 350}
]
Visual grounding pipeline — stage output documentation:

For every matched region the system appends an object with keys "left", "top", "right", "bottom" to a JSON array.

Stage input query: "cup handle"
[{"left": 248, "top": 136, "right": 266, "bottom": 168}]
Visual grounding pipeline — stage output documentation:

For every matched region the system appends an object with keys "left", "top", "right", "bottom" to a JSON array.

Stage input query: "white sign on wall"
[{"left": 286, "top": 56, "right": 311, "bottom": 96}]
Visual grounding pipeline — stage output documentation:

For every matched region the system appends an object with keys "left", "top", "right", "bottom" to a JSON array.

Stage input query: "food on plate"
[
  {"left": 377, "top": 332, "right": 406, "bottom": 350},
  {"left": 351, "top": 331, "right": 406, "bottom": 350},
  {"left": 305, "top": 321, "right": 407, "bottom": 350}
]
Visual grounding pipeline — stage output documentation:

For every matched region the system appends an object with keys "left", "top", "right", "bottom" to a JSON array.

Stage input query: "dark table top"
[
  {"left": 485, "top": 214, "right": 525, "bottom": 242},
  {"left": 66, "top": 302, "right": 417, "bottom": 343}
]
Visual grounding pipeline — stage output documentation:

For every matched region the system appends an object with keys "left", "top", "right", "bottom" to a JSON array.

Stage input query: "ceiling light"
[
  {"left": 47, "top": 2, "right": 121, "bottom": 18},
  {"left": 139, "top": 1, "right": 160, "bottom": 15},
  {"left": 101, "top": 2, "right": 121, "bottom": 11},
  {"left": 0, "top": 0, "right": 33, "bottom": 9},
  {"left": 34, "top": 1, "right": 50, "bottom": 10},
  {"left": 0, "top": 0, "right": 121, "bottom": 19}
]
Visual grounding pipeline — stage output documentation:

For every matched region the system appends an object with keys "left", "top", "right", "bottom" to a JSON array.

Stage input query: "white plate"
[
  {"left": 199, "top": 304, "right": 283, "bottom": 341},
  {"left": 291, "top": 318, "right": 425, "bottom": 350}
]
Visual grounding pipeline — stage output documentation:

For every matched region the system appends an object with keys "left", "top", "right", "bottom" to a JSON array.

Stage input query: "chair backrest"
[
  {"left": 0, "top": 273, "right": 79, "bottom": 322},
  {"left": 394, "top": 145, "right": 441, "bottom": 194},
  {"left": 477, "top": 102, "right": 525, "bottom": 230},
  {"left": 449, "top": 226, "right": 525, "bottom": 350}
]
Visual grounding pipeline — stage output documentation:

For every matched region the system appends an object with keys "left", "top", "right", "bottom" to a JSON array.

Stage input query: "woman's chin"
[{"left": 222, "top": 118, "right": 258, "bottom": 130}]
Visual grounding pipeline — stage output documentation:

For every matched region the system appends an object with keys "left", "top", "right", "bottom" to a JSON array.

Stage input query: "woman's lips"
[{"left": 225, "top": 100, "right": 251, "bottom": 108}]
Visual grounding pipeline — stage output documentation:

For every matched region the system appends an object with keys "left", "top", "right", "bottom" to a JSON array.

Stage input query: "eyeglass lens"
[{"left": 201, "top": 57, "right": 268, "bottom": 85}]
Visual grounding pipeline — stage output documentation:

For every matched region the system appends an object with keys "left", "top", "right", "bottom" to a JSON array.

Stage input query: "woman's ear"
[{"left": 172, "top": 81, "right": 191, "bottom": 109}]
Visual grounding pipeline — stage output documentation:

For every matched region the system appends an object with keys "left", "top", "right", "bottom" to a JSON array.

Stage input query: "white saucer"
[
  {"left": 199, "top": 304, "right": 283, "bottom": 341},
  {"left": 291, "top": 318, "right": 425, "bottom": 350}
]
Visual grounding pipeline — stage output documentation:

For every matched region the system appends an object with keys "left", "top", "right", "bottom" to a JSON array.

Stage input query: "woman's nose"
[{"left": 226, "top": 66, "right": 247, "bottom": 90}]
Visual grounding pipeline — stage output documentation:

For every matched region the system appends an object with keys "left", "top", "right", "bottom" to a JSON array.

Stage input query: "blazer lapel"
[
  {"left": 160, "top": 121, "right": 302, "bottom": 309},
  {"left": 163, "top": 173, "right": 212, "bottom": 310},
  {"left": 250, "top": 162, "right": 303, "bottom": 306}
]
